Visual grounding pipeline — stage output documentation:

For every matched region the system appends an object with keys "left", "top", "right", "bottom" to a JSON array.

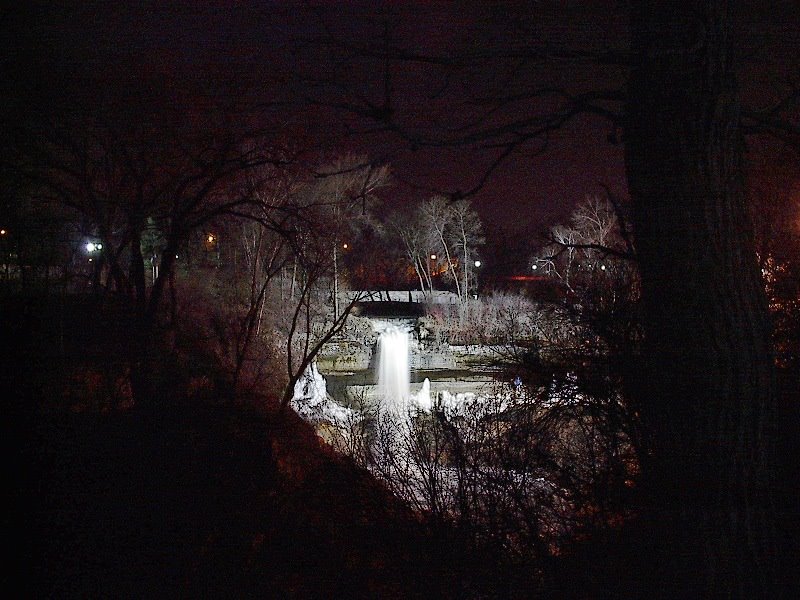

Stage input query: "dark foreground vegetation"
[
  {"left": 6, "top": 296, "right": 477, "bottom": 599},
  {"left": 4, "top": 2, "right": 799, "bottom": 597},
  {"left": 1, "top": 294, "right": 565, "bottom": 599},
  {"left": 7, "top": 286, "right": 799, "bottom": 599}
]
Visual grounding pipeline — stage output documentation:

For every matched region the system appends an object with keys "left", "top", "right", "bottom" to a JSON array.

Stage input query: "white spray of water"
[
  {"left": 415, "top": 377, "right": 432, "bottom": 411},
  {"left": 376, "top": 322, "right": 411, "bottom": 415}
]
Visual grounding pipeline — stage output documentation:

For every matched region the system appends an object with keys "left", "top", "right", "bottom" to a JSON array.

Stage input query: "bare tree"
[
  {"left": 8, "top": 112, "right": 287, "bottom": 406},
  {"left": 251, "top": 158, "right": 389, "bottom": 410},
  {"left": 390, "top": 200, "right": 438, "bottom": 294},
  {"left": 359, "top": 379, "right": 635, "bottom": 565},
  {"left": 389, "top": 196, "right": 484, "bottom": 302},
  {"left": 276, "top": 226, "right": 364, "bottom": 410},
  {"left": 308, "top": 156, "right": 390, "bottom": 319},
  {"left": 297, "top": 4, "right": 795, "bottom": 592},
  {"left": 421, "top": 196, "right": 462, "bottom": 299},
  {"left": 449, "top": 199, "right": 485, "bottom": 304},
  {"left": 533, "top": 194, "right": 637, "bottom": 307}
]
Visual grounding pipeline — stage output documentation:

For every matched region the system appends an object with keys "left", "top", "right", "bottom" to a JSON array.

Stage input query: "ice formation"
[{"left": 291, "top": 361, "right": 353, "bottom": 423}]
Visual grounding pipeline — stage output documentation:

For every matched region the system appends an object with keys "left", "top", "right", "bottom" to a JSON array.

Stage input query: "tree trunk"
[
  {"left": 333, "top": 242, "right": 339, "bottom": 320},
  {"left": 625, "top": 2, "right": 777, "bottom": 596}
]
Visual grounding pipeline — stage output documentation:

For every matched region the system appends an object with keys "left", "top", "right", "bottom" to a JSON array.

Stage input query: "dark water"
[{"left": 325, "top": 368, "right": 498, "bottom": 402}]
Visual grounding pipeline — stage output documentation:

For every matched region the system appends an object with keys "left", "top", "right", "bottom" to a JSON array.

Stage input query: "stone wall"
[
  {"left": 317, "top": 313, "right": 500, "bottom": 375},
  {"left": 318, "top": 336, "right": 496, "bottom": 374},
  {"left": 316, "top": 340, "right": 372, "bottom": 372}
]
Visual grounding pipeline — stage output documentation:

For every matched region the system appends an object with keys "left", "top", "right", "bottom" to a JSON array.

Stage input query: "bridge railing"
[{"left": 339, "top": 290, "right": 459, "bottom": 305}]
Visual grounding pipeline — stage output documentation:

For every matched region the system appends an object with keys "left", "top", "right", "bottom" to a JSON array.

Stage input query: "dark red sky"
[
  {"left": 4, "top": 1, "right": 797, "bottom": 272},
  {"left": 2, "top": 2, "right": 625, "bottom": 219}
]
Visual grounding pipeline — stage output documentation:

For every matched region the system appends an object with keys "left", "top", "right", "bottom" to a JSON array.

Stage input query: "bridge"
[
  {"left": 339, "top": 290, "right": 460, "bottom": 305},
  {"left": 338, "top": 290, "right": 460, "bottom": 319}
]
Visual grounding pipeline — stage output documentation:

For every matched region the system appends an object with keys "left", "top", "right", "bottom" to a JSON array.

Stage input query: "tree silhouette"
[{"left": 299, "top": 2, "right": 797, "bottom": 595}]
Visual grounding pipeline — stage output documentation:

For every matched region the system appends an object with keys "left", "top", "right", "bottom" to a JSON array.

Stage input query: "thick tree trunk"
[{"left": 625, "top": 2, "right": 777, "bottom": 597}]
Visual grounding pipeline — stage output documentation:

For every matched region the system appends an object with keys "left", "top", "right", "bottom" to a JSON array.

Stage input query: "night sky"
[{"left": 3, "top": 1, "right": 798, "bottom": 273}]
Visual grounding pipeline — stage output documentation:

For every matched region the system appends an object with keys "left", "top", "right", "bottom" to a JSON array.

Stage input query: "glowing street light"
[
  {"left": 532, "top": 264, "right": 538, "bottom": 271},
  {"left": 474, "top": 260, "right": 481, "bottom": 268},
  {"left": 204, "top": 232, "right": 218, "bottom": 254},
  {"left": 430, "top": 254, "right": 437, "bottom": 260},
  {"left": 85, "top": 241, "right": 103, "bottom": 252}
]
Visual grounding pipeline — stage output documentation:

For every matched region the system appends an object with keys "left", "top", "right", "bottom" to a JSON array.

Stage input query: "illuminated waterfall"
[{"left": 376, "top": 322, "right": 411, "bottom": 415}]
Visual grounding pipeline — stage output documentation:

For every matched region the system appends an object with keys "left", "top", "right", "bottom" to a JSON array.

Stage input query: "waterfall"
[{"left": 376, "top": 322, "right": 411, "bottom": 415}]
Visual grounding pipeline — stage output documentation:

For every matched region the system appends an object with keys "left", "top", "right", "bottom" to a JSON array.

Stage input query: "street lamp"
[
  {"left": 427, "top": 254, "right": 438, "bottom": 293},
  {"left": 471, "top": 260, "right": 482, "bottom": 299},
  {"left": 85, "top": 241, "right": 103, "bottom": 287}
]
